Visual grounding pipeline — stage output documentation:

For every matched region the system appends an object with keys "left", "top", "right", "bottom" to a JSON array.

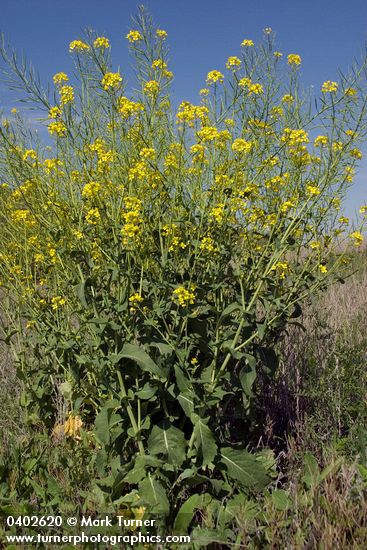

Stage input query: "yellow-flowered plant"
[{"left": 0, "top": 10, "right": 367, "bottom": 532}]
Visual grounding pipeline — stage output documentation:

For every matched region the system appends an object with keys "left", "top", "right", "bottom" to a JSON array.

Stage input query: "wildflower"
[
  {"left": 241, "top": 39, "right": 254, "bottom": 47},
  {"left": 197, "top": 126, "right": 220, "bottom": 142},
  {"left": 287, "top": 54, "right": 301, "bottom": 66},
  {"left": 11, "top": 108, "right": 17, "bottom": 114},
  {"left": 126, "top": 30, "right": 142, "bottom": 43},
  {"left": 344, "top": 166, "right": 355, "bottom": 182},
  {"left": 309, "top": 240, "right": 321, "bottom": 249},
  {"left": 314, "top": 135, "right": 328, "bottom": 147},
  {"left": 144, "top": 80, "right": 159, "bottom": 96},
  {"left": 281, "top": 94, "right": 294, "bottom": 103},
  {"left": 226, "top": 56, "right": 241, "bottom": 69},
  {"left": 44, "top": 158, "right": 63, "bottom": 173},
  {"left": 210, "top": 203, "right": 225, "bottom": 223},
  {"left": 69, "top": 40, "right": 90, "bottom": 52},
  {"left": 94, "top": 36, "right": 110, "bottom": 49},
  {"left": 232, "top": 138, "right": 252, "bottom": 154},
  {"left": 200, "top": 88, "right": 209, "bottom": 96},
  {"left": 48, "top": 121, "right": 67, "bottom": 137},
  {"left": 238, "top": 77, "right": 252, "bottom": 89},
  {"left": 51, "top": 296, "right": 66, "bottom": 310},
  {"left": 248, "top": 83, "right": 263, "bottom": 95},
  {"left": 306, "top": 184, "right": 321, "bottom": 196},
  {"left": 85, "top": 208, "right": 101, "bottom": 225},
  {"left": 82, "top": 181, "right": 101, "bottom": 199},
  {"left": 332, "top": 141, "right": 343, "bottom": 152},
  {"left": 53, "top": 72, "right": 69, "bottom": 84},
  {"left": 321, "top": 80, "right": 338, "bottom": 93},
  {"left": 59, "top": 85, "right": 74, "bottom": 105},
  {"left": 349, "top": 231, "right": 363, "bottom": 247},
  {"left": 359, "top": 205, "right": 367, "bottom": 214},
  {"left": 318, "top": 264, "right": 328, "bottom": 273},
  {"left": 152, "top": 59, "right": 167, "bottom": 70},
  {"left": 350, "top": 148, "right": 362, "bottom": 160},
  {"left": 101, "top": 72, "right": 122, "bottom": 90},
  {"left": 23, "top": 149, "right": 37, "bottom": 162},
  {"left": 345, "top": 87, "right": 357, "bottom": 97},
  {"left": 190, "top": 357, "right": 199, "bottom": 365},
  {"left": 118, "top": 96, "right": 144, "bottom": 118},
  {"left": 48, "top": 106, "right": 61, "bottom": 119},
  {"left": 200, "top": 236, "right": 216, "bottom": 252},
  {"left": 270, "top": 262, "right": 290, "bottom": 279},
  {"left": 63, "top": 414, "right": 83, "bottom": 438},
  {"left": 274, "top": 51, "right": 283, "bottom": 58},
  {"left": 129, "top": 293, "right": 143, "bottom": 311},
  {"left": 156, "top": 29, "right": 168, "bottom": 39},
  {"left": 206, "top": 70, "right": 224, "bottom": 84},
  {"left": 338, "top": 216, "right": 349, "bottom": 224},
  {"left": 172, "top": 286, "right": 196, "bottom": 307}
]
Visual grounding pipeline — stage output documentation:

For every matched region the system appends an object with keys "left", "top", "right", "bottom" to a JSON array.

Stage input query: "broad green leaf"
[
  {"left": 139, "top": 475, "right": 169, "bottom": 514},
  {"left": 94, "top": 399, "right": 120, "bottom": 446},
  {"left": 191, "top": 415, "right": 217, "bottom": 467},
  {"left": 239, "top": 366, "right": 256, "bottom": 397},
  {"left": 220, "top": 447, "right": 269, "bottom": 489},
  {"left": 173, "top": 493, "right": 212, "bottom": 533},
  {"left": 270, "top": 489, "right": 292, "bottom": 511},
  {"left": 148, "top": 420, "right": 186, "bottom": 467},
  {"left": 118, "top": 343, "right": 166, "bottom": 379},
  {"left": 177, "top": 392, "right": 195, "bottom": 418}
]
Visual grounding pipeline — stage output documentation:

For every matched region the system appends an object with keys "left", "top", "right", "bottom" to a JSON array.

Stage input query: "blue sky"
[{"left": 1, "top": 0, "right": 366, "bottom": 218}]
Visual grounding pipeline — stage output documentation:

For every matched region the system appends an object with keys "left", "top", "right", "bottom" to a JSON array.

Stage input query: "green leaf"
[
  {"left": 139, "top": 474, "right": 169, "bottom": 514},
  {"left": 173, "top": 493, "right": 212, "bottom": 533},
  {"left": 239, "top": 365, "right": 256, "bottom": 397},
  {"left": 118, "top": 344, "right": 167, "bottom": 379},
  {"left": 94, "top": 399, "right": 120, "bottom": 446},
  {"left": 270, "top": 489, "right": 292, "bottom": 511},
  {"left": 177, "top": 392, "right": 195, "bottom": 418},
  {"left": 148, "top": 420, "right": 187, "bottom": 467},
  {"left": 75, "top": 279, "right": 89, "bottom": 308},
  {"left": 191, "top": 415, "right": 217, "bottom": 467},
  {"left": 220, "top": 447, "right": 269, "bottom": 490}
]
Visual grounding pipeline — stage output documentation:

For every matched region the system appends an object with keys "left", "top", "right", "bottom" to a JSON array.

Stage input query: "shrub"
[{"left": 0, "top": 8, "right": 367, "bottom": 531}]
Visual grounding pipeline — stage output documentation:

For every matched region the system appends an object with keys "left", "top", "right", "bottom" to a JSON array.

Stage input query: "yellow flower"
[
  {"left": 63, "top": 414, "right": 83, "bottom": 438},
  {"left": 349, "top": 231, "right": 363, "bottom": 247},
  {"left": 129, "top": 293, "right": 143, "bottom": 311},
  {"left": 226, "top": 56, "right": 241, "bottom": 69},
  {"left": 172, "top": 286, "right": 196, "bottom": 307},
  {"left": 200, "top": 88, "right": 209, "bottom": 96},
  {"left": 281, "top": 94, "right": 294, "bottom": 104},
  {"left": 350, "top": 148, "right": 362, "bottom": 160},
  {"left": 238, "top": 77, "right": 252, "bottom": 89},
  {"left": 101, "top": 72, "right": 122, "bottom": 90},
  {"left": 306, "top": 184, "right": 321, "bottom": 196},
  {"left": 48, "top": 121, "right": 67, "bottom": 137},
  {"left": 126, "top": 30, "right": 142, "bottom": 43},
  {"left": 287, "top": 54, "right": 301, "bottom": 66},
  {"left": 197, "top": 126, "right": 219, "bottom": 142},
  {"left": 209, "top": 203, "right": 225, "bottom": 223},
  {"left": 59, "top": 85, "right": 74, "bottom": 105},
  {"left": 359, "top": 205, "right": 367, "bottom": 214},
  {"left": 345, "top": 87, "right": 357, "bottom": 97},
  {"left": 85, "top": 208, "right": 101, "bottom": 225},
  {"left": 206, "top": 70, "right": 224, "bottom": 84},
  {"left": 338, "top": 216, "right": 349, "bottom": 224},
  {"left": 144, "top": 80, "right": 159, "bottom": 96},
  {"left": 118, "top": 96, "right": 144, "bottom": 118},
  {"left": 48, "top": 106, "right": 61, "bottom": 119},
  {"left": 314, "top": 135, "right": 328, "bottom": 147},
  {"left": 248, "top": 83, "right": 263, "bottom": 95},
  {"left": 23, "top": 149, "right": 37, "bottom": 162},
  {"left": 69, "top": 40, "right": 90, "bottom": 53},
  {"left": 11, "top": 108, "right": 17, "bottom": 114},
  {"left": 274, "top": 51, "right": 283, "bottom": 58},
  {"left": 156, "top": 29, "right": 168, "bottom": 39},
  {"left": 82, "top": 181, "right": 101, "bottom": 199},
  {"left": 241, "top": 39, "right": 254, "bottom": 47},
  {"left": 200, "top": 236, "right": 217, "bottom": 253},
  {"left": 232, "top": 138, "right": 252, "bottom": 154},
  {"left": 270, "top": 262, "right": 290, "bottom": 280},
  {"left": 53, "top": 72, "right": 69, "bottom": 84},
  {"left": 51, "top": 296, "right": 66, "bottom": 310},
  {"left": 318, "top": 264, "right": 328, "bottom": 273},
  {"left": 94, "top": 36, "right": 110, "bottom": 49},
  {"left": 321, "top": 80, "right": 338, "bottom": 93}
]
